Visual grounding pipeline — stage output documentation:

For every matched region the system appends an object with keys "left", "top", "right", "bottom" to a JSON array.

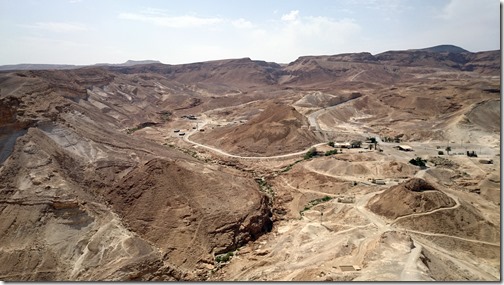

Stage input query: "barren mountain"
[
  {"left": 191, "top": 102, "right": 320, "bottom": 156},
  {"left": 0, "top": 45, "right": 500, "bottom": 281}
]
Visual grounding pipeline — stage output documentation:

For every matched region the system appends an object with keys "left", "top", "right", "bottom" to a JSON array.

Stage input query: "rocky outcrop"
[{"left": 104, "top": 158, "right": 272, "bottom": 275}]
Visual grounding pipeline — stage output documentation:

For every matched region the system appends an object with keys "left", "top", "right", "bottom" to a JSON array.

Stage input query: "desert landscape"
[{"left": 0, "top": 45, "right": 500, "bottom": 281}]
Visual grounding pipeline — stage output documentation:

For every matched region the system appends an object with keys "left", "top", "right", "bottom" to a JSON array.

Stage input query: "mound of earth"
[
  {"left": 366, "top": 178, "right": 456, "bottom": 220},
  {"left": 191, "top": 103, "right": 320, "bottom": 156}
]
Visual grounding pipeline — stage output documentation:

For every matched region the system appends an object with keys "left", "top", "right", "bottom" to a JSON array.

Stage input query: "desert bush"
[
  {"left": 280, "top": 159, "right": 303, "bottom": 173},
  {"left": 321, "top": 196, "right": 332, "bottom": 202},
  {"left": 304, "top": 147, "right": 318, "bottom": 159},
  {"left": 299, "top": 196, "right": 333, "bottom": 216},
  {"left": 215, "top": 251, "right": 234, "bottom": 263},
  {"left": 409, "top": 157, "right": 426, "bottom": 167},
  {"left": 325, "top": 149, "right": 339, "bottom": 156}
]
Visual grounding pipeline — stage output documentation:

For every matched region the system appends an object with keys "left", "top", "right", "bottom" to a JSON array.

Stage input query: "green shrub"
[
  {"left": 299, "top": 196, "right": 333, "bottom": 216},
  {"left": 215, "top": 252, "right": 234, "bottom": 263},
  {"left": 304, "top": 147, "right": 318, "bottom": 159},
  {"left": 328, "top": 141, "right": 335, "bottom": 147},
  {"left": 409, "top": 157, "right": 426, "bottom": 167},
  {"left": 321, "top": 196, "right": 332, "bottom": 202},
  {"left": 438, "top": 151, "right": 444, "bottom": 155},
  {"left": 324, "top": 149, "right": 338, "bottom": 156},
  {"left": 280, "top": 159, "right": 303, "bottom": 173},
  {"left": 158, "top": 110, "right": 172, "bottom": 122}
]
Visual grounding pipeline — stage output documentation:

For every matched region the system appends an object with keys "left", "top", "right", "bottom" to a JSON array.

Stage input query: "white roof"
[{"left": 399, "top": 145, "right": 412, "bottom": 149}]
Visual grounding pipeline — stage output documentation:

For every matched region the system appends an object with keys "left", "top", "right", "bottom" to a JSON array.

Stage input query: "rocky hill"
[{"left": 191, "top": 102, "right": 320, "bottom": 156}]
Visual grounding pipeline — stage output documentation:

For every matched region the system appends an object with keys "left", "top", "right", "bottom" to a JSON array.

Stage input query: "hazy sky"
[{"left": 0, "top": 0, "right": 500, "bottom": 65}]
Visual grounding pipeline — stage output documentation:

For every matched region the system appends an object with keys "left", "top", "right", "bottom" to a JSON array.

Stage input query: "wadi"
[{"left": 0, "top": 45, "right": 500, "bottom": 281}]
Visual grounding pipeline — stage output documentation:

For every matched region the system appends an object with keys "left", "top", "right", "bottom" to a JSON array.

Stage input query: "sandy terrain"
[{"left": 0, "top": 47, "right": 500, "bottom": 281}]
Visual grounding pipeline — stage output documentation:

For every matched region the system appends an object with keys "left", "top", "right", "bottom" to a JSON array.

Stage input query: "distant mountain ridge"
[
  {"left": 0, "top": 60, "right": 162, "bottom": 71},
  {"left": 0, "top": 45, "right": 499, "bottom": 74},
  {"left": 95, "top": 60, "right": 162, "bottom": 67}
]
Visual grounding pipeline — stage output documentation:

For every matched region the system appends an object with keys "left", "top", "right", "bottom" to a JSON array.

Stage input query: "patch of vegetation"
[
  {"left": 438, "top": 151, "right": 444, "bottom": 155},
  {"left": 255, "top": 177, "right": 275, "bottom": 203},
  {"left": 126, "top": 122, "right": 158, "bottom": 134},
  {"left": 328, "top": 141, "right": 335, "bottom": 147},
  {"left": 304, "top": 147, "right": 318, "bottom": 160},
  {"left": 409, "top": 157, "right": 427, "bottom": 167},
  {"left": 215, "top": 251, "right": 234, "bottom": 263},
  {"left": 299, "top": 196, "right": 333, "bottom": 216},
  {"left": 126, "top": 125, "right": 145, "bottom": 134},
  {"left": 324, "top": 149, "right": 339, "bottom": 156},
  {"left": 280, "top": 159, "right": 304, "bottom": 173},
  {"left": 157, "top": 110, "right": 172, "bottom": 122}
]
